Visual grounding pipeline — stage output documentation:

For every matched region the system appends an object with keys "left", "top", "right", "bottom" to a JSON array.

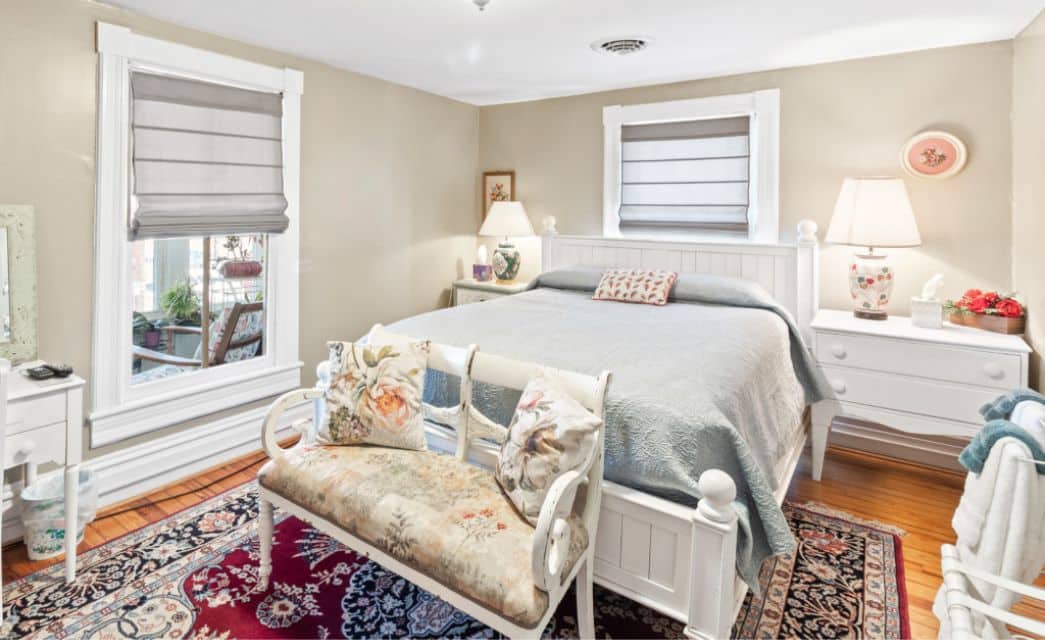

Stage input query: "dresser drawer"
[
  {"left": 7, "top": 393, "right": 67, "bottom": 436},
  {"left": 455, "top": 289, "right": 502, "bottom": 305},
  {"left": 820, "top": 365, "right": 998, "bottom": 425},
  {"left": 4, "top": 422, "right": 66, "bottom": 467},
  {"left": 816, "top": 332, "right": 1021, "bottom": 390}
]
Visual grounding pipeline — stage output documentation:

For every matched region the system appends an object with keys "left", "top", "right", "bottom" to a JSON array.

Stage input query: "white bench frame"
[{"left": 258, "top": 327, "right": 611, "bottom": 638}]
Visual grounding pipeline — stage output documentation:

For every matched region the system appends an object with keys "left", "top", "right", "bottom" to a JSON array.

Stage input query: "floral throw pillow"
[
  {"left": 592, "top": 268, "right": 678, "bottom": 306},
  {"left": 495, "top": 376, "right": 602, "bottom": 525},
  {"left": 317, "top": 339, "right": 430, "bottom": 451}
]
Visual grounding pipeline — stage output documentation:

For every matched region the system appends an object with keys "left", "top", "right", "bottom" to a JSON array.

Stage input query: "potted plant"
[
  {"left": 218, "top": 235, "right": 264, "bottom": 278},
  {"left": 944, "top": 289, "right": 1026, "bottom": 334},
  {"left": 160, "top": 279, "right": 202, "bottom": 325},
  {"left": 132, "top": 311, "right": 162, "bottom": 348}
]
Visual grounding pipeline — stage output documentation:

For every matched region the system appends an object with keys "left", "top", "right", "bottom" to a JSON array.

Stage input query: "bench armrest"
[
  {"left": 531, "top": 469, "right": 585, "bottom": 591},
  {"left": 262, "top": 387, "right": 324, "bottom": 460}
]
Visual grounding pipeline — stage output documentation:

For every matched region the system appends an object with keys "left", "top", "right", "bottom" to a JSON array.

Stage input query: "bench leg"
[
  {"left": 258, "top": 498, "right": 274, "bottom": 590},
  {"left": 576, "top": 556, "right": 595, "bottom": 639}
]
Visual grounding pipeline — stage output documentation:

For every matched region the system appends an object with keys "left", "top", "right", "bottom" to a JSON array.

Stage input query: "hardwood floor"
[{"left": 3, "top": 445, "right": 1042, "bottom": 638}]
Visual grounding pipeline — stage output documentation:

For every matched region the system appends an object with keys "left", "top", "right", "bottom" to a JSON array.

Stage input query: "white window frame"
[
  {"left": 602, "top": 89, "right": 780, "bottom": 244},
  {"left": 90, "top": 23, "right": 304, "bottom": 447}
]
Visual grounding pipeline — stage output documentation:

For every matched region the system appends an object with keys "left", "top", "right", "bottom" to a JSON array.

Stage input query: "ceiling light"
[
  {"left": 591, "top": 37, "right": 651, "bottom": 56},
  {"left": 473, "top": 0, "right": 491, "bottom": 11}
]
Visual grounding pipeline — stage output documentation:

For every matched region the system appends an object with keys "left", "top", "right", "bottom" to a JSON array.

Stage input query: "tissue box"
[
  {"left": 911, "top": 297, "right": 943, "bottom": 329},
  {"left": 473, "top": 264, "right": 493, "bottom": 282}
]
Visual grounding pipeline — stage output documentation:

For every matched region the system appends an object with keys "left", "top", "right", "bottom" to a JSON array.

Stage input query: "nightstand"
[
  {"left": 809, "top": 309, "right": 1031, "bottom": 481},
  {"left": 452, "top": 278, "right": 530, "bottom": 306}
]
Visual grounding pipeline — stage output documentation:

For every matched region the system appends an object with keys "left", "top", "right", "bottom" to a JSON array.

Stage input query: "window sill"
[{"left": 88, "top": 361, "right": 302, "bottom": 448}]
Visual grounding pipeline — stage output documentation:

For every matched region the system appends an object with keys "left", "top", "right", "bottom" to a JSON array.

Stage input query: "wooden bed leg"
[
  {"left": 685, "top": 470, "right": 738, "bottom": 640},
  {"left": 576, "top": 555, "right": 595, "bottom": 639},
  {"left": 258, "top": 497, "right": 274, "bottom": 590}
]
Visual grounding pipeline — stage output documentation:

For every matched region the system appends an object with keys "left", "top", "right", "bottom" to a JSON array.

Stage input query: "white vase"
[{"left": 848, "top": 252, "right": 894, "bottom": 320}]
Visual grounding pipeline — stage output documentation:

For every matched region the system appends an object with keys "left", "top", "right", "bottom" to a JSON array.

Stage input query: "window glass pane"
[{"left": 131, "top": 234, "right": 266, "bottom": 385}]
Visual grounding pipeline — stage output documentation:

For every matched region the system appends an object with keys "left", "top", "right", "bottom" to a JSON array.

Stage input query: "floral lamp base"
[
  {"left": 849, "top": 252, "right": 894, "bottom": 320},
  {"left": 493, "top": 242, "right": 521, "bottom": 283}
]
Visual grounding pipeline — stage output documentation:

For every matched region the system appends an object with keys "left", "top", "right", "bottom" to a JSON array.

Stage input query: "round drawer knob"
[
  {"left": 15, "top": 441, "right": 36, "bottom": 457},
  {"left": 830, "top": 379, "right": 847, "bottom": 394},
  {"left": 830, "top": 344, "right": 847, "bottom": 359},
  {"left": 983, "top": 362, "right": 1004, "bottom": 380}
]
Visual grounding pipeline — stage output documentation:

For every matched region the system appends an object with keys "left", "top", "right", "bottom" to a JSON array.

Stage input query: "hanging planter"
[{"left": 219, "top": 260, "right": 263, "bottom": 278}]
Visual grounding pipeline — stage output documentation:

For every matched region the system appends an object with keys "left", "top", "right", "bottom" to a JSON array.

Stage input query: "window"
[
  {"left": 92, "top": 23, "right": 303, "bottom": 447},
  {"left": 603, "top": 90, "right": 780, "bottom": 243}
]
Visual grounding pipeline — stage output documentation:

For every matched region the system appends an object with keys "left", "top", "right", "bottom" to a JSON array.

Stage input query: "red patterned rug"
[{"left": 2, "top": 483, "right": 908, "bottom": 639}]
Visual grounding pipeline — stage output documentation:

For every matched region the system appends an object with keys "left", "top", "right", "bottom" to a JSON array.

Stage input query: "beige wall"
[
  {"left": 1013, "top": 11, "right": 1045, "bottom": 391},
  {"left": 479, "top": 42, "right": 1015, "bottom": 314},
  {"left": 0, "top": 0, "right": 479, "bottom": 458}
]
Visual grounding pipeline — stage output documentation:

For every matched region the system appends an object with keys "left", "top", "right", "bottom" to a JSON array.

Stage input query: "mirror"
[{"left": 0, "top": 205, "right": 37, "bottom": 364}]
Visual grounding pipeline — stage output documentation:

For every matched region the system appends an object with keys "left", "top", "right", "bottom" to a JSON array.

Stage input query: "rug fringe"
[{"left": 791, "top": 501, "right": 908, "bottom": 537}]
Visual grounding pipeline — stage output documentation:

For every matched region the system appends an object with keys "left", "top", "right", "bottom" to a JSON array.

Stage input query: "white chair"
[
  {"left": 256, "top": 327, "right": 611, "bottom": 638},
  {"left": 936, "top": 399, "right": 1045, "bottom": 639}
]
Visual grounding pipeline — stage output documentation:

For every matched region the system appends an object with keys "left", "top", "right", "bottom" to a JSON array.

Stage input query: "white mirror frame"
[{"left": 0, "top": 205, "right": 37, "bottom": 364}]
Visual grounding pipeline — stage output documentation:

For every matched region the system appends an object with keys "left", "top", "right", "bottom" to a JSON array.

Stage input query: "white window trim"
[
  {"left": 90, "top": 22, "right": 304, "bottom": 447},
  {"left": 602, "top": 89, "right": 780, "bottom": 244}
]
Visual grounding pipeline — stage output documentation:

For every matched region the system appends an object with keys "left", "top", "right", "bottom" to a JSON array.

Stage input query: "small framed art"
[
  {"left": 481, "top": 170, "right": 514, "bottom": 220},
  {"left": 901, "top": 131, "right": 967, "bottom": 179}
]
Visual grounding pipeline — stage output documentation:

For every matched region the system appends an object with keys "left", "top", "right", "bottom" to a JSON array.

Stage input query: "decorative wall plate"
[{"left": 900, "top": 130, "right": 967, "bottom": 179}]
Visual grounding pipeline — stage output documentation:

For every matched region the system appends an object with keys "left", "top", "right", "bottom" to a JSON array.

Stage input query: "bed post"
[
  {"left": 685, "top": 470, "right": 739, "bottom": 640},
  {"left": 540, "top": 215, "right": 558, "bottom": 272},
  {"left": 795, "top": 219, "right": 819, "bottom": 344}
]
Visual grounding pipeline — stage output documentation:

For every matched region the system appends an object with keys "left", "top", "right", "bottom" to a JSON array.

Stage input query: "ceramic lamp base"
[
  {"left": 848, "top": 251, "right": 894, "bottom": 320},
  {"left": 492, "top": 241, "right": 521, "bottom": 282}
]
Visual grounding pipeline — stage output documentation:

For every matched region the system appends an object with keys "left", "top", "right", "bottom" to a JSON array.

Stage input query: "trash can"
[{"left": 20, "top": 469, "right": 98, "bottom": 560}]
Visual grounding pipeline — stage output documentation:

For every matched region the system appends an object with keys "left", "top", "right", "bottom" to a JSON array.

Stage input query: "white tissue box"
[{"left": 911, "top": 297, "right": 943, "bottom": 329}]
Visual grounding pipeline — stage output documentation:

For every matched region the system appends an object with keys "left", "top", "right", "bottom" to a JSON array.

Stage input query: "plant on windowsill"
[
  {"left": 160, "top": 279, "right": 202, "bottom": 326},
  {"left": 944, "top": 289, "right": 1026, "bottom": 335}
]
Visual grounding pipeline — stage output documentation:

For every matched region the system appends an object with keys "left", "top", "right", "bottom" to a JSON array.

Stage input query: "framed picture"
[
  {"left": 901, "top": 131, "right": 967, "bottom": 179},
  {"left": 482, "top": 170, "right": 515, "bottom": 220}
]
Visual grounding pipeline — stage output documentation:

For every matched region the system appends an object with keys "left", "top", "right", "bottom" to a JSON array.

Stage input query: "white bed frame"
[{"left": 312, "top": 219, "right": 821, "bottom": 639}]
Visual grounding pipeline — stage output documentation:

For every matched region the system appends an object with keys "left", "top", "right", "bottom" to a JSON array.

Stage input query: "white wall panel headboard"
[{"left": 540, "top": 220, "right": 820, "bottom": 340}]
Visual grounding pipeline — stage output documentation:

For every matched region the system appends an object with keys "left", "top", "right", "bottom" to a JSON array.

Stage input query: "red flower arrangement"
[{"left": 945, "top": 289, "right": 1025, "bottom": 318}]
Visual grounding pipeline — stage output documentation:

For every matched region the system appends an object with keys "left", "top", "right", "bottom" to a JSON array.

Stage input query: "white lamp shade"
[
  {"left": 825, "top": 177, "right": 921, "bottom": 248},
  {"left": 479, "top": 201, "right": 534, "bottom": 238}
]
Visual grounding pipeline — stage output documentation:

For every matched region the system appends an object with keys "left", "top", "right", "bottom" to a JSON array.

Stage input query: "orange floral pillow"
[{"left": 592, "top": 268, "right": 679, "bottom": 306}]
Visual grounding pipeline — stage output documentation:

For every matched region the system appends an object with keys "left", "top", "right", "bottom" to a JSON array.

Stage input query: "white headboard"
[{"left": 539, "top": 219, "right": 820, "bottom": 341}]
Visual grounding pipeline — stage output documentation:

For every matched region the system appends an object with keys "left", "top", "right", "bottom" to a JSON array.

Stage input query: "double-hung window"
[
  {"left": 91, "top": 23, "right": 304, "bottom": 447},
  {"left": 603, "top": 90, "right": 780, "bottom": 243}
]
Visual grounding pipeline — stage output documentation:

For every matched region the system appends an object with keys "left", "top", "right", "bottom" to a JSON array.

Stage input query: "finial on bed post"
[
  {"left": 686, "top": 469, "right": 739, "bottom": 640},
  {"left": 795, "top": 219, "right": 819, "bottom": 344},
  {"left": 540, "top": 216, "right": 558, "bottom": 273},
  {"left": 696, "top": 470, "right": 737, "bottom": 523}
]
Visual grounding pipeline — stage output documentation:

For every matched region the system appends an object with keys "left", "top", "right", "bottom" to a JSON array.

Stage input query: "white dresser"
[
  {"left": 810, "top": 309, "right": 1031, "bottom": 480},
  {"left": 452, "top": 278, "right": 530, "bottom": 306},
  {"left": 5, "top": 364, "right": 85, "bottom": 581}
]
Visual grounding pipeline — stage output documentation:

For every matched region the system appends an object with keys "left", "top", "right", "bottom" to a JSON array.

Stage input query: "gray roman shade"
[
  {"left": 619, "top": 116, "right": 750, "bottom": 233},
  {"left": 130, "top": 71, "right": 289, "bottom": 239}
]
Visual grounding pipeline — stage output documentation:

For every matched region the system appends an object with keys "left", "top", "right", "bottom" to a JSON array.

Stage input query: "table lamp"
[
  {"left": 479, "top": 201, "right": 534, "bottom": 283},
  {"left": 825, "top": 177, "right": 921, "bottom": 320}
]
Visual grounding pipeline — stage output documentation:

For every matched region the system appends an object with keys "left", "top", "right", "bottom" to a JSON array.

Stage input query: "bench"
[{"left": 256, "top": 326, "right": 611, "bottom": 638}]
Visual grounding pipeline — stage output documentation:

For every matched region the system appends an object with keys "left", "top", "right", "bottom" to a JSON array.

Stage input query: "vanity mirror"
[{"left": 0, "top": 205, "right": 37, "bottom": 363}]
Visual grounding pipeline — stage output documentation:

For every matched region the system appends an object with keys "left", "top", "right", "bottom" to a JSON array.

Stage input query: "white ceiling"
[{"left": 105, "top": 0, "right": 1043, "bottom": 105}]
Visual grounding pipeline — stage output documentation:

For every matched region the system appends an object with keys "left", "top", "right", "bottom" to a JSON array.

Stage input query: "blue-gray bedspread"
[{"left": 386, "top": 268, "right": 831, "bottom": 590}]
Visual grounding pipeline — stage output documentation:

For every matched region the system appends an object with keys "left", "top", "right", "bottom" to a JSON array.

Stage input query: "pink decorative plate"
[{"left": 901, "top": 130, "right": 967, "bottom": 179}]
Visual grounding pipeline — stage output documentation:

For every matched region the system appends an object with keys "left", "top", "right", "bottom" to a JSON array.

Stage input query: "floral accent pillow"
[
  {"left": 592, "top": 268, "right": 678, "bottom": 306},
  {"left": 317, "top": 339, "right": 430, "bottom": 451},
  {"left": 495, "top": 376, "right": 602, "bottom": 525}
]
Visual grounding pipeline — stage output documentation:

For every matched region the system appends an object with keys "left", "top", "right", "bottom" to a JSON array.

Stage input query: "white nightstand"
[
  {"left": 809, "top": 309, "right": 1031, "bottom": 480},
  {"left": 452, "top": 279, "right": 530, "bottom": 306}
]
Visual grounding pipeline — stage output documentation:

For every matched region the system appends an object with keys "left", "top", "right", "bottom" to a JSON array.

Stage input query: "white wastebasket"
[{"left": 20, "top": 469, "right": 98, "bottom": 560}]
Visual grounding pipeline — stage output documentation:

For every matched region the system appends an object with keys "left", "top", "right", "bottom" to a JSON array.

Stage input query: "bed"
[{"left": 317, "top": 219, "right": 824, "bottom": 639}]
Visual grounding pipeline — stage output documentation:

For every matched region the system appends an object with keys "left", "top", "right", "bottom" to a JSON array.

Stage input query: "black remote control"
[
  {"left": 44, "top": 363, "right": 73, "bottom": 378},
  {"left": 25, "top": 366, "right": 54, "bottom": 380}
]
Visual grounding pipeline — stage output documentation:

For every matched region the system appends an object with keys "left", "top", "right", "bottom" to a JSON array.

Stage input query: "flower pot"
[
  {"left": 143, "top": 329, "right": 162, "bottom": 348},
  {"left": 219, "top": 260, "right": 263, "bottom": 278},
  {"left": 949, "top": 313, "right": 1026, "bottom": 335}
]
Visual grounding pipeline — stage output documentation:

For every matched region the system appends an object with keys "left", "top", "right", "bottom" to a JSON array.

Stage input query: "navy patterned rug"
[{"left": 2, "top": 483, "right": 908, "bottom": 639}]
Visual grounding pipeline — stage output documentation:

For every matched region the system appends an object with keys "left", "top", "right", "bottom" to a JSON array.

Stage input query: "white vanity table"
[{"left": 5, "top": 362, "right": 85, "bottom": 582}]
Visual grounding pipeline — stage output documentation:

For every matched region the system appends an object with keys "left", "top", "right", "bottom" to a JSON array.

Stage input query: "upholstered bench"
[{"left": 257, "top": 326, "right": 611, "bottom": 638}]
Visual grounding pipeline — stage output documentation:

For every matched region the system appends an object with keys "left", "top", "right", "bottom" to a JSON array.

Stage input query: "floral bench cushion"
[{"left": 258, "top": 445, "right": 587, "bottom": 629}]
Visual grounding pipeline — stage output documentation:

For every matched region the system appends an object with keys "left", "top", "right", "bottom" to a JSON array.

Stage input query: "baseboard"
[
  {"left": 1, "top": 403, "right": 310, "bottom": 545},
  {"left": 828, "top": 417, "right": 966, "bottom": 472}
]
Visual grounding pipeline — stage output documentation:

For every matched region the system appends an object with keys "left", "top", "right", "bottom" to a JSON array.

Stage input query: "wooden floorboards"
[{"left": 3, "top": 445, "right": 1043, "bottom": 639}]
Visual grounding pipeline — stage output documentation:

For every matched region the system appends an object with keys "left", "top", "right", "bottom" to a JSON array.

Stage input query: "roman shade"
[
  {"left": 618, "top": 116, "right": 750, "bottom": 233},
  {"left": 130, "top": 71, "right": 289, "bottom": 239}
]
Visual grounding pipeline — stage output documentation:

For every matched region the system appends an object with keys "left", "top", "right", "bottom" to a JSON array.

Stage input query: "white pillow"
[{"left": 495, "top": 376, "right": 602, "bottom": 525}]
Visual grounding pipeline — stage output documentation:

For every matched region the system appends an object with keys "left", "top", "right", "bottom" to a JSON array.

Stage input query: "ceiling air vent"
[{"left": 591, "top": 37, "right": 651, "bottom": 56}]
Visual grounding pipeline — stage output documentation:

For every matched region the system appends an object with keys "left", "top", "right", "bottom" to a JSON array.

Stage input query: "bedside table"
[
  {"left": 452, "top": 279, "right": 530, "bottom": 306},
  {"left": 809, "top": 309, "right": 1031, "bottom": 481}
]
